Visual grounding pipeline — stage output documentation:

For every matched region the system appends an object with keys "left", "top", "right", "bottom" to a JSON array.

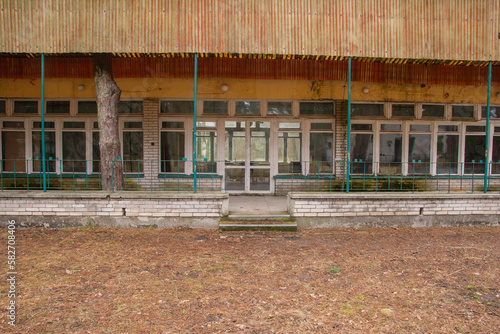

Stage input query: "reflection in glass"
[
  {"left": 408, "top": 134, "right": 431, "bottom": 174},
  {"left": 226, "top": 168, "right": 245, "bottom": 191},
  {"left": 250, "top": 123, "right": 270, "bottom": 166},
  {"left": 437, "top": 135, "right": 459, "bottom": 174},
  {"left": 63, "top": 132, "right": 86, "bottom": 172},
  {"left": 379, "top": 134, "right": 402, "bottom": 174},
  {"left": 350, "top": 134, "right": 373, "bottom": 174},
  {"left": 123, "top": 132, "right": 143, "bottom": 173},
  {"left": 492, "top": 137, "right": 500, "bottom": 174},
  {"left": 267, "top": 102, "right": 292, "bottom": 115},
  {"left": 2, "top": 132, "right": 25, "bottom": 172},
  {"left": 278, "top": 132, "right": 302, "bottom": 173},
  {"left": 464, "top": 135, "right": 485, "bottom": 174},
  {"left": 225, "top": 121, "right": 246, "bottom": 166},
  {"left": 235, "top": 101, "right": 260, "bottom": 115},
  {"left": 32, "top": 132, "right": 56, "bottom": 172},
  {"left": 161, "top": 132, "right": 185, "bottom": 172},
  {"left": 197, "top": 131, "right": 217, "bottom": 173},
  {"left": 309, "top": 133, "right": 333, "bottom": 173},
  {"left": 250, "top": 169, "right": 270, "bottom": 191}
]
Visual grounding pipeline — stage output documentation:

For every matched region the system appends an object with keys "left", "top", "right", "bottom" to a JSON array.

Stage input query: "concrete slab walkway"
[{"left": 228, "top": 195, "right": 288, "bottom": 215}]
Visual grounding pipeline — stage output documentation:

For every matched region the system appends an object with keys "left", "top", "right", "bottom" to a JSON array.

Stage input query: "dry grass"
[{"left": 1, "top": 226, "right": 499, "bottom": 333}]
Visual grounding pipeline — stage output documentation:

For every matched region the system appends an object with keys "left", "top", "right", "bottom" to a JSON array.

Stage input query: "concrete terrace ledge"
[
  {"left": 288, "top": 192, "right": 500, "bottom": 228},
  {"left": 0, "top": 191, "right": 229, "bottom": 229}
]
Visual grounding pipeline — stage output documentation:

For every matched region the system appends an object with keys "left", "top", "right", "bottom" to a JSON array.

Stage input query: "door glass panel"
[
  {"left": 309, "top": 133, "right": 333, "bottom": 173},
  {"left": 250, "top": 169, "right": 270, "bottom": 191},
  {"left": 225, "top": 121, "right": 245, "bottom": 167},
  {"left": 197, "top": 131, "right": 217, "bottom": 173},
  {"left": 2, "top": 132, "right": 25, "bottom": 172},
  {"left": 226, "top": 168, "right": 245, "bottom": 191},
  {"left": 278, "top": 132, "right": 302, "bottom": 173},
  {"left": 492, "top": 137, "right": 500, "bottom": 174},
  {"left": 408, "top": 134, "right": 431, "bottom": 174},
  {"left": 62, "top": 132, "right": 86, "bottom": 172},
  {"left": 351, "top": 133, "right": 373, "bottom": 174},
  {"left": 32, "top": 131, "right": 56, "bottom": 172},
  {"left": 437, "top": 135, "right": 459, "bottom": 174},
  {"left": 250, "top": 122, "right": 270, "bottom": 166},
  {"left": 464, "top": 135, "right": 485, "bottom": 174},
  {"left": 160, "top": 132, "right": 185, "bottom": 173},
  {"left": 379, "top": 134, "right": 402, "bottom": 174}
]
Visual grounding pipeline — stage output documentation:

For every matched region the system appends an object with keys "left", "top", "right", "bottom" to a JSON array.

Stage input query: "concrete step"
[{"left": 219, "top": 215, "right": 297, "bottom": 232}]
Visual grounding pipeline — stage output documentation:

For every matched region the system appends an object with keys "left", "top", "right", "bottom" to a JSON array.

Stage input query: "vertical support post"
[
  {"left": 41, "top": 54, "right": 47, "bottom": 191},
  {"left": 193, "top": 53, "right": 198, "bottom": 193},
  {"left": 346, "top": 57, "right": 352, "bottom": 193},
  {"left": 484, "top": 61, "right": 492, "bottom": 193}
]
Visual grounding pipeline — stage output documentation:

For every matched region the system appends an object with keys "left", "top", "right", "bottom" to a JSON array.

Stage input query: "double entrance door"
[{"left": 225, "top": 121, "right": 272, "bottom": 193}]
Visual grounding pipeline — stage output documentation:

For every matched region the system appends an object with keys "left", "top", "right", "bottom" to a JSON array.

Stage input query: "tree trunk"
[{"left": 93, "top": 54, "right": 124, "bottom": 191}]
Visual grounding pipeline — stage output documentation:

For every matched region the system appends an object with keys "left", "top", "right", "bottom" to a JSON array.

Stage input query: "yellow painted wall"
[{"left": 0, "top": 78, "right": 499, "bottom": 104}]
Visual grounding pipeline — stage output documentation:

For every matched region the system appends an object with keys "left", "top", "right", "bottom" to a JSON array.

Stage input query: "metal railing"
[{"left": 0, "top": 159, "right": 499, "bottom": 193}]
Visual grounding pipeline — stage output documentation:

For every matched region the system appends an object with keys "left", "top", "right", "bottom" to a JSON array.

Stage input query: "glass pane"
[
  {"left": 197, "top": 131, "right": 217, "bottom": 173},
  {"left": 225, "top": 121, "right": 245, "bottom": 166},
  {"left": 32, "top": 132, "right": 56, "bottom": 172},
  {"left": 161, "top": 101, "right": 193, "bottom": 114},
  {"left": 92, "top": 132, "right": 100, "bottom": 173},
  {"left": 251, "top": 122, "right": 270, "bottom": 166},
  {"left": 118, "top": 101, "right": 143, "bottom": 114},
  {"left": 437, "top": 135, "right": 459, "bottom": 174},
  {"left": 78, "top": 101, "right": 97, "bottom": 114},
  {"left": 3, "top": 121, "right": 24, "bottom": 128},
  {"left": 381, "top": 124, "right": 401, "bottom": 131},
  {"left": 162, "top": 122, "right": 184, "bottom": 129},
  {"left": 14, "top": 100, "right": 38, "bottom": 114},
  {"left": 64, "top": 122, "right": 85, "bottom": 129},
  {"left": 123, "top": 131, "right": 143, "bottom": 173},
  {"left": 2, "top": 132, "right": 25, "bottom": 172},
  {"left": 352, "top": 104, "right": 384, "bottom": 117},
  {"left": 279, "top": 122, "right": 301, "bottom": 129},
  {"left": 268, "top": 101, "right": 292, "bottom": 115},
  {"left": 452, "top": 105, "right": 474, "bottom": 119},
  {"left": 311, "top": 123, "right": 332, "bottom": 130},
  {"left": 250, "top": 169, "right": 270, "bottom": 191},
  {"left": 160, "top": 132, "right": 185, "bottom": 172},
  {"left": 350, "top": 134, "right": 373, "bottom": 174},
  {"left": 492, "top": 137, "right": 500, "bottom": 174},
  {"left": 226, "top": 168, "right": 245, "bottom": 191},
  {"left": 196, "top": 121, "right": 216, "bottom": 128},
  {"left": 309, "top": 133, "right": 333, "bottom": 173},
  {"left": 410, "top": 124, "right": 430, "bottom": 132},
  {"left": 62, "top": 132, "right": 86, "bottom": 172},
  {"left": 0, "top": 100, "right": 5, "bottom": 114},
  {"left": 124, "top": 122, "right": 142, "bottom": 129},
  {"left": 466, "top": 126, "right": 485, "bottom": 132},
  {"left": 351, "top": 124, "right": 372, "bottom": 131},
  {"left": 496, "top": 127, "right": 500, "bottom": 134},
  {"left": 299, "top": 102, "right": 334, "bottom": 115},
  {"left": 392, "top": 104, "right": 414, "bottom": 117},
  {"left": 408, "top": 134, "right": 431, "bottom": 174},
  {"left": 422, "top": 105, "right": 445, "bottom": 118},
  {"left": 438, "top": 125, "right": 458, "bottom": 132},
  {"left": 93, "top": 122, "right": 99, "bottom": 129},
  {"left": 464, "top": 135, "right": 485, "bottom": 174},
  {"left": 235, "top": 101, "right": 260, "bottom": 115},
  {"left": 379, "top": 134, "right": 402, "bottom": 174},
  {"left": 33, "top": 122, "right": 55, "bottom": 129},
  {"left": 203, "top": 101, "right": 228, "bottom": 115},
  {"left": 481, "top": 106, "right": 499, "bottom": 119},
  {"left": 278, "top": 132, "right": 302, "bottom": 173},
  {"left": 46, "top": 101, "right": 70, "bottom": 114}
]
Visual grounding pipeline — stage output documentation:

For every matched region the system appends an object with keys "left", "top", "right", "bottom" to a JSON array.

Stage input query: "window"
[
  {"left": 481, "top": 106, "right": 499, "bottom": 119},
  {"left": 250, "top": 121, "right": 270, "bottom": 166},
  {"left": 278, "top": 122, "right": 302, "bottom": 173},
  {"left": 161, "top": 121, "right": 185, "bottom": 172},
  {"left": 78, "top": 101, "right": 97, "bottom": 114},
  {"left": 422, "top": 104, "right": 445, "bottom": 118},
  {"left": 492, "top": 127, "right": 500, "bottom": 174},
  {"left": 14, "top": 100, "right": 38, "bottom": 114},
  {"left": 235, "top": 101, "right": 260, "bottom": 115},
  {"left": 62, "top": 121, "right": 86, "bottom": 172},
  {"left": 436, "top": 125, "right": 459, "bottom": 174},
  {"left": 392, "top": 104, "right": 415, "bottom": 118},
  {"left": 352, "top": 104, "right": 384, "bottom": 117},
  {"left": 299, "top": 102, "right": 333, "bottom": 116},
  {"left": 0, "top": 100, "right": 6, "bottom": 114},
  {"left": 46, "top": 101, "right": 70, "bottom": 114},
  {"left": 1, "top": 121, "right": 25, "bottom": 172},
  {"left": 32, "top": 122, "right": 56, "bottom": 172},
  {"left": 309, "top": 122, "right": 334, "bottom": 173},
  {"left": 196, "top": 122, "right": 217, "bottom": 173},
  {"left": 379, "top": 123, "right": 402, "bottom": 174},
  {"left": 350, "top": 123, "right": 373, "bottom": 174},
  {"left": 225, "top": 121, "right": 245, "bottom": 165},
  {"left": 122, "top": 122, "right": 143, "bottom": 173},
  {"left": 452, "top": 105, "right": 474, "bottom": 119},
  {"left": 160, "top": 101, "right": 193, "bottom": 114},
  {"left": 92, "top": 123, "right": 100, "bottom": 173},
  {"left": 203, "top": 101, "right": 228, "bottom": 115},
  {"left": 464, "top": 125, "right": 485, "bottom": 174},
  {"left": 118, "top": 101, "right": 143, "bottom": 114},
  {"left": 408, "top": 124, "right": 431, "bottom": 174},
  {"left": 267, "top": 101, "right": 292, "bottom": 116}
]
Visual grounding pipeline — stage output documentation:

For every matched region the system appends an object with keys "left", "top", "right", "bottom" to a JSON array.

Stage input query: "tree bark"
[{"left": 93, "top": 54, "right": 124, "bottom": 191}]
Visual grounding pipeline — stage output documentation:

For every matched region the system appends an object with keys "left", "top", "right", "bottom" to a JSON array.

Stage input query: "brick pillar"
[{"left": 143, "top": 98, "right": 159, "bottom": 189}]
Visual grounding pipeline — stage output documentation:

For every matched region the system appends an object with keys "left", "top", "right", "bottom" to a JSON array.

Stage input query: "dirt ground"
[{"left": 1, "top": 226, "right": 499, "bottom": 333}]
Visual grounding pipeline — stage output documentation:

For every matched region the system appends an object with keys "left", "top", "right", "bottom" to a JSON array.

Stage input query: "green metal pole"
[
  {"left": 346, "top": 57, "right": 352, "bottom": 193},
  {"left": 41, "top": 54, "right": 47, "bottom": 192},
  {"left": 484, "top": 61, "right": 492, "bottom": 193},
  {"left": 193, "top": 54, "right": 198, "bottom": 193}
]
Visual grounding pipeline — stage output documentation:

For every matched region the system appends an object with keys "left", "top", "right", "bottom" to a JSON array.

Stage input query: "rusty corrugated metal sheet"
[
  {"left": 1, "top": 56, "right": 498, "bottom": 86},
  {"left": 0, "top": 0, "right": 498, "bottom": 61}
]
